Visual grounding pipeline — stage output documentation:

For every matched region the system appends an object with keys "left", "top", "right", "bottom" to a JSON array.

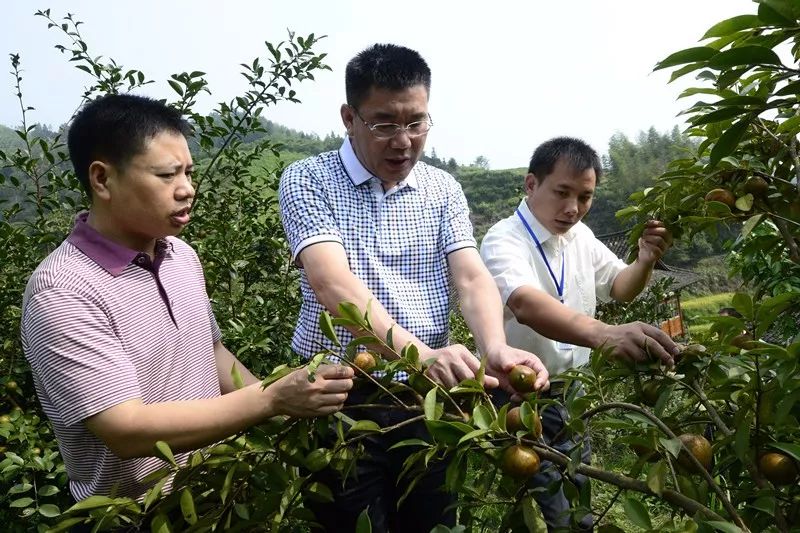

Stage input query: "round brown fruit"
[
  {"left": 352, "top": 351, "right": 376, "bottom": 373},
  {"left": 508, "top": 365, "right": 537, "bottom": 394},
  {"left": 506, "top": 406, "right": 543, "bottom": 438},
  {"left": 731, "top": 333, "right": 757, "bottom": 350},
  {"left": 677, "top": 433, "right": 712, "bottom": 473},
  {"left": 640, "top": 380, "right": 662, "bottom": 407},
  {"left": 501, "top": 444, "right": 541, "bottom": 479},
  {"left": 704, "top": 188, "right": 736, "bottom": 208},
  {"left": 759, "top": 452, "right": 799, "bottom": 486},
  {"left": 742, "top": 176, "right": 769, "bottom": 197}
]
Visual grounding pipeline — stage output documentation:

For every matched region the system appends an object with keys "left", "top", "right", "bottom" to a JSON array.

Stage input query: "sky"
[{"left": 1, "top": 0, "right": 756, "bottom": 170}]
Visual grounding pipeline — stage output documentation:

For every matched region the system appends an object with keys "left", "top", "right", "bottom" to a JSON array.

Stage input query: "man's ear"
[
  {"left": 524, "top": 173, "right": 539, "bottom": 194},
  {"left": 88, "top": 161, "right": 114, "bottom": 201},
  {"left": 340, "top": 104, "right": 355, "bottom": 137}
]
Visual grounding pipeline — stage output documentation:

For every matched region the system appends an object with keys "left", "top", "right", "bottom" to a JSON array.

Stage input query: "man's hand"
[
  {"left": 598, "top": 322, "right": 679, "bottom": 367},
  {"left": 484, "top": 344, "right": 550, "bottom": 394},
  {"left": 423, "top": 344, "right": 501, "bottom": 389},
  {"left": 637, "top": 220, "right": 673, "bottom": 265},
  {"left": 261, "top": 364, "right": 354, "bottom": 418}
]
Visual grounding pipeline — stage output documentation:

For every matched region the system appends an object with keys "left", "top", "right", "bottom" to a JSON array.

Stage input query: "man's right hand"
[
  {"left": 423, "top": 344, "right": 501, "bottom": 389},
  {"left": 261, "top": 364, "right": 354, "bottom": 418},
  {"left": 598, "top": 322, "right": 679, "bottom": 367}
]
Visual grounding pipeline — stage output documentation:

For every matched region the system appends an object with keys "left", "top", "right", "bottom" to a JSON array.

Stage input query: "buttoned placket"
[{"left": 133, "top": 252, "right": 178, "bottom": 328}]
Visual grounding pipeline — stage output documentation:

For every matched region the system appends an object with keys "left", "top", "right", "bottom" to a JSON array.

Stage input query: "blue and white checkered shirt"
[{"left": 279, "top": 138, "right": 476, "bottom": 371}]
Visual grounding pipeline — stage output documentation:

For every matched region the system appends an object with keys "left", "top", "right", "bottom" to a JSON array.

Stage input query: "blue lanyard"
[{"left": 516, "top": 208, "right": 564, "bottom": 303}]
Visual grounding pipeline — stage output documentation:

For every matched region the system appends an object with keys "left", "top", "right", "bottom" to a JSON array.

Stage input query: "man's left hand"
[
  {"left": 485, "top": 344, "right": 550, "bottom": 395},
  {"left": 638, "top": 220, "right": 673, "bottom": 265}
]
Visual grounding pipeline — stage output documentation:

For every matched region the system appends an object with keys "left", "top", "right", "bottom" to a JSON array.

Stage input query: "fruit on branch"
[
  {"left": 677, "top": 433, "right": 712, "bottom": 473},
  {"left": 508, "top": 365, "right": 538, "bottom": 394},
  {"left": 640, "top": 379, "right": 662, "bottom": 407},
  {"left": 704, "top": 188, "right": 736, "bottom": 208},
  {"left": 742, "top": 176, "right": 769, "bottom": 198},
  {"left": 352, "top": 351, "right": 376, "bottom": 372},
  {"left": 759, "top": 452, "right": 799, "bottom": 486},
  {"left": 506, "top": 405, "right": 543, "bottom": 438},
  {"left": 501, "top": 444, "right": 541, "bottom": 479}
]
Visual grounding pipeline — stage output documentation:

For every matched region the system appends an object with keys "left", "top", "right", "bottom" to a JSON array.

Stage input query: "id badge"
[{"left": 557, "top": 341, "right": 574, "bottom": 351}]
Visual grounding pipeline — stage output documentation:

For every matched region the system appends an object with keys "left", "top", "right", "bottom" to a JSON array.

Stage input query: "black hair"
[
  {"left": 345, "top": 43, "right": 431, "bottom": 108},
  {"left": 67, "top": 94, "right": 191, "bottom": 196},
  {"left": 528, "top": 137, "right": 603, "bottom": 184}
]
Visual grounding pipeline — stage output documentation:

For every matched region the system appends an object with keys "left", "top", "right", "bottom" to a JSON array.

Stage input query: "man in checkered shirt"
[{"left": 279, "top": 43, "right": 549, "bottom": 532}]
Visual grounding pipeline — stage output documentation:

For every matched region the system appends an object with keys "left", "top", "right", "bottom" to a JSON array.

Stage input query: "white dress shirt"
[{"left": 480, "top": 199, "right": 626, "bottom": 376}]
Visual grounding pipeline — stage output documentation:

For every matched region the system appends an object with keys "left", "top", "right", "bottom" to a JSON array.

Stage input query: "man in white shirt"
[{"left": 480, "top": 136, "right": 678, "bottom": 530}]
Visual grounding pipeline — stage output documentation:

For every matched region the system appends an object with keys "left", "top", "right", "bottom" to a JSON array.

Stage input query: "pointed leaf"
[
  {"left": 646, "top": 461, "right": 667, "bottom": 495},
  {"left": 710, "top": 117, "right": 751, "bottom": 167},
  {"left": 521, "top": 495, "right": 548, "bottom": 533},
  {"left": 154, "top": 441, "right": 177, "bottom": 467},
  {"left": 623, "top": 497, "right": 652, "bottom": 530},
  {"left": 355, "top": 508, "right": 372, "bottom": 533},
  {"left": 708, "top": 46, "right": 782, "bottom": 68},
  {"left": 655, "top": 47, "right": 717, "bottom": 70},
  {"left": 231, "top": 363, "right": 245, "bottom": 390},
  {"left": 735, "top": 193, "right": 753, "bottom": 211},
  {"left": 740, "top": 214, "right": 764, "bottom": 239},
  {"left": 180, "top": 489, "right": 197, "bottom": 525},
  {"left": 319, "top": 311, "right": 340, "bottom": 347},
  {"left": 702, "top": 15, "right": 763, "bottom": 39},
  {"left": 424, "top": 388, "right": 443, "bottom": 421}
]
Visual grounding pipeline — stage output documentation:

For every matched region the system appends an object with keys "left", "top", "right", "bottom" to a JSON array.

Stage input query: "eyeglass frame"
[{"left": 349, "top": 106, "right": 433, "bottom": 139}]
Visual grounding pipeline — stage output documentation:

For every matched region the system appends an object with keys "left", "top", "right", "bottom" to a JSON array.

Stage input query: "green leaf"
[
  {"left": 144, "top": 476, "right": 170, "bottom": 511},
  {"left": 623, "top": 496, "right": 652, "bottom": 530},
  {"left": 521, "top": 495, "right": 548, "bottom": 533},
  {"left": 234, "top": 502, "right": 251, "bottom": 519},
  {"left": 150, "top": 512, "right": 172, "bottom": 533},
  {"left": 338, "top": 301, "right": 365, "bottom": 327},
  {"left": 710, "top": 117, "right": 751, "bottom": 167},
  {"left": 305, "top": 448, "right": 332, "bottom": 472},
  {"left": 472, "top": 404, "right": 493, "bottom": 430},
  {"left": 740, "top": 214, "right": 764, "bottom": 239},
  {"left": 38, "top": 484, "right": 60, "bottom": 496},
  {"left": 708, "top": 46, "right": 782, "bottom": 68},
  {"left": 777, "top": 115, "right": 800, "bottom": 134},
  {"left": 230, "top": 363, "right": 245, "bottom": 390},
  {"left": 646, "top": 461, "right": 667, "bottom": 495},
  {"left": 706, "top": 521, "right": 744, "bottom": 533},
  {"left": 48, "top": 517, "right": 87, "bottom": 533},
  {"left": 348, "top": 420, "right": 381, "bottom": 434},
  {"left": 220, "top": 464, "right": 237, "bottom": 504},
  {"left": 457, "top": 428, "right": 490, "bottom": 445},
  {"left": 180, "top": 489, "right": 197, "bottom": 525},
  {"left": 319, "top": 311, "right": 340, "bottom": 347},
  {"left": 732, "top": 292, "right": 754, "bottom": 320},
  {"left": 167, "top": 79, "right": 184, "bottom": 96},
  {"left": 37, "top": 503, "right": 61, "bottom": 517},
  {"left": 691, "top": 106, "right": 748, "bottom": 126},
  {"left": 9, "top": 497, "right": 34, "bottom": 508},
  {"left": 654, "top": 47, "right": 717, "bottom": 70},
  {"left": 424, "top": 388, "right": 442, "bottom": 421},
  {"left": 424, "top": 420, "right": 473, "bottom": 445},
  {"left": 702, "top": 15, "right": 763, "bottom": 39},
  {"left": 734, "top": 415, "right": 751, "bottom": 462},
  {"left": 305, "top": 481, "right": 334, "bottom": 503},
  {"left": 355, "top": 508, "right": 372, "bottom": 533},
  {"left": 154, "top": 441, "right": 177, "bottom": 467},
  {"left": 66, "top": 495, "right": 116, "bottom": 512},
  {"left": 735, "top": 193, "right": 754, "bottom": 212}
]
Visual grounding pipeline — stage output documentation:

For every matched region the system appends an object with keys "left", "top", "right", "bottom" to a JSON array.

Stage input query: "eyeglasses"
[{"left": 351, "top": 107, "right": 433, "bottom": 140}]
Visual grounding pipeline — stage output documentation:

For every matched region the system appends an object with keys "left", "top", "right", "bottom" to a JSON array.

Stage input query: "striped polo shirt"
[
  {"left": 279, "top": 138, "right": 476, "bottom": 376},
  {"left": 21, "top": 212, "right": 222, "bottom": 500}
]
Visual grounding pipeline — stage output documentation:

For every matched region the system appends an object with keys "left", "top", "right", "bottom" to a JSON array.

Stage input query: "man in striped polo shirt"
[
  {"left": 21, "top": 94, "right": 354, "bottom": 501},
  {"left": 279, "top": 44, "right": 550, "bottom": 532}
]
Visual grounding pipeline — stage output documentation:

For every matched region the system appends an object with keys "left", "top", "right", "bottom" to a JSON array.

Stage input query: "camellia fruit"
[
  {"left": 677, "top": 433, "right": 712, "bottom": 473},
  {"left": 742, "top": 176, "right": 769, "bottom": 197},
  {"left": 704, "top": 188, "right": 736, "bottom": 208},
  {"left": 508, "top": 365, "right": 537, "bottom": 394},
  {"left": 506, "top": 406, "right": 543, "bottom": 438},
  {"left": 352, "top": 351, "right": 376, "bottom": 373},
  {"left": 759, "top": 452, "right": 799, "bottom": 486},
  {"left": 640, "top": 380, "right": 662, "bottom": 407},
  {"left": 501, "top": 444, "right": 541, "bottom": 479}
]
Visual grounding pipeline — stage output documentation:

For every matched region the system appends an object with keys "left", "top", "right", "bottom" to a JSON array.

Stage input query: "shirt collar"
[
  {"left": 66, "top": 212, "right": 173, "bottom": 277},
  {"left": 338, "top": 137, "right": 418, "bottom": 190},
  {"left": 517, "top": 199, "right": 577, "bottom": 245}
]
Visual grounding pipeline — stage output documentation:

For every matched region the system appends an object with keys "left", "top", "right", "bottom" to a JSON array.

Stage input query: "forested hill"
[{"left": 1, "top": 118, "right": 717, "bottom": 266}]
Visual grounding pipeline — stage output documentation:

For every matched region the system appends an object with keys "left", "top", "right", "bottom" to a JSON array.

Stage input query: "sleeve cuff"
[
  {"left": 444, "top": 239, "right": 477, "bottom": 255},
  {"left": 292, "top": 234, "right": 345, "bottom": 264}
]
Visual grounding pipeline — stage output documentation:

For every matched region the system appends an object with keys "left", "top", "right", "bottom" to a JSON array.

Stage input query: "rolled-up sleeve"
[
  {"left": 440, "top": 176, "right": 477, "bottom": 255},
  {"left": 278, "top": 160, "right": 343, "bottom": 263}
]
